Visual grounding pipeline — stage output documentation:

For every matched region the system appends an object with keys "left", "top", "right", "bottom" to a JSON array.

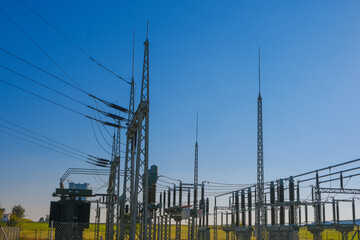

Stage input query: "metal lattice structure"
[
  {"left": 105, "top": 135, "right": 119, "bottom": 240},
  {"left": 119, "top": 30, "right": 136, "bottom": 240},
  {"left": 190, "top": 113, "right": 199, "bottom": 240},
  {"left": 119, "top": 28, "right": 151, "bottom": 240},
  {"left": 256, "top": 47, "right": 265, "bottom": 240}
]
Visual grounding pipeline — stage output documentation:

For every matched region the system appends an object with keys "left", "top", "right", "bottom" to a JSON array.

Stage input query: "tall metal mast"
[
  {"left": 105, "top": 133, "right": 119, "bottom": 240},
  {"left": 190, "top": 111, "right": 199, "bottom": 240},
  {"left": 194, "top": 111, "right": 199, "bottom": 205},
  {"left": 120, "top": 29, "right": 136, "bottom": 240},
  {"left": 130, "top": 22, "right": 150, "bottom": 240},
  {"left": 256, "top": 47, "right": 265, "bottom": 240},
  {"left": 114, "top": 120, "right": 121, "bottom": 240}
]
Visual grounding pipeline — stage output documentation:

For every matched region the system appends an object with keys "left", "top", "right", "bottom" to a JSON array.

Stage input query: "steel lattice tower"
[
  {"left": 114, "top": 123, "right": 121, "bottom": 240},
  {"left": 106, "top": 130, "right": 120, "bottom": 240},
  {"left": 119, "top": 30, "right": 136, "bottom": 240},
  {"left": 256, "top": 47, "right": 265, "bottom": 240},
  {"left": 190, "top": 112, "right": 199, "bottom": 240},
  {"left": 128, "top": 24, "right": 150, "bottom": 240}
]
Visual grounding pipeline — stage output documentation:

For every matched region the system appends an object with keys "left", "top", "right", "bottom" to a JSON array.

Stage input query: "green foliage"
[
  {"left": 12, "top": 205, "right": 25, "bottom": 219},
  {"left": 38, "top": 217, "right": 45, "bottom": 222},
  {"left": 7, "top": 214, "right": 19, "bottom": 226},
  {"left": 20, "top": 218, "right": 33, "bottom": 223}
]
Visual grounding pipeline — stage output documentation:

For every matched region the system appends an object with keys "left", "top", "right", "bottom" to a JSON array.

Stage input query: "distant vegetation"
[{"left": 1, "top": 204, "right": 27, "bottom": 227}]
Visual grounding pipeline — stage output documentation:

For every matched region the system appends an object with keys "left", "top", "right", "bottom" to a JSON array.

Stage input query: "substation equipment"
[
  {"left": 213, "top": 164, "right": 360, "bottom": 240},
  {"left": 47, "top": 31, "right": 360, "bottom": 240},
  {"left": 49, "top": 187, "right": 92, "bottom": 240}
]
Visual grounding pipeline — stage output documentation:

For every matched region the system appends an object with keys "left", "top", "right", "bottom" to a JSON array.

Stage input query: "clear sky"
[{"left": 0, "top": 0, "right": 360, "bottom": 222}]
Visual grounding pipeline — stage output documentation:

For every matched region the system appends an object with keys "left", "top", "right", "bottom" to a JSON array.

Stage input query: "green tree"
[
  {"left": 38, "top": 217, "right": 45, "bottom": 222},
  {"left": 11, "top": 205, "right": 25, "bottom": 219},
  {"left": 7, "top": 215, "right": 19, "bottom": 227}
]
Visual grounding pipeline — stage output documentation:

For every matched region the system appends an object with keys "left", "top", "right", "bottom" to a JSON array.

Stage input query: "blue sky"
[{"left": 0, "top": 0, "right": 360, "bottom": 221}]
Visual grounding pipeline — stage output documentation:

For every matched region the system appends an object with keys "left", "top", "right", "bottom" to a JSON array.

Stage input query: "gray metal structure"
[
  {"left": 120, "top": 26, "right": 151, "bottom": 240},
  {"left": 256, "top": 47, "right": 265, "bottom": 240},
  {"left": 190, "top": 112, "right": 199, "bottom": 240},
  {"left": 119, "top": 29, "right": 136, "bottom": 240},
  {"left": 105, "top": 136, "right": 115, "bottom": 240}
]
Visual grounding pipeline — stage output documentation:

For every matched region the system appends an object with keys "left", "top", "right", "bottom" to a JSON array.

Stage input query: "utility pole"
[{"left": 256, "top": 47, "right": 265, "bottom": 240}]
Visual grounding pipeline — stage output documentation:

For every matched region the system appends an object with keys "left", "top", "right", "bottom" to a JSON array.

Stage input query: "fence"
[
  {"left": 0, "top": 226, "right": 20, "bottom": 240},
  {"left": 16, "top": 222, "right": 360, "bottom": 240},
  {"left": 18, "top": 222, "right": 106, "bottom": 240}
]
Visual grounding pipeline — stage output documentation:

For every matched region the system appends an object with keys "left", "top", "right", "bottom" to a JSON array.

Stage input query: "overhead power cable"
[
  {"left": 205, "top": 181, "right": 255, "bottom": 186},
  {"left": 0, "top": 78, "right": 86, "bottom": 117},
  {"left": 94, "top": 100, "right": 112, "bottom": 137},
  {"left": 0, "top": 116, "right": 88, "bottom": 156},
  {"left": 19, "top": 0, "right": 130, "bottom": 84},
  {"left": 0, "top": 123, "right": 88, "bottom": 159},
  {"left": 0, "top": 48, "right": 119, "bottom": 147},
  {"left": 0, "top": 7, "right": 84, "bottom": 90},
  {"left": 92, "top": 109, "right": 112, "bottom": 148},
  {"left": 0, "top": 129, "right": 86, "bottom": 162},
  {"left": 90, "top": 119, "right": 111, "bottom": 155},
  {"left": 0, "top": 64, "right": 88, "bottom": 106},
  {"left": 0, "top": 8, "right": 118, "bottom": 157},
  {"left": 0, "top": 48, "right": 126, "bottom": 119},
  {"left": 0, "top": 47, "right": 87, "bottom": 94}
]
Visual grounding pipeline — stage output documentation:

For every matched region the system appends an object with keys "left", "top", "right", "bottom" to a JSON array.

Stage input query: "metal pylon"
[
  {"left": 120, "top": 30, "right": 136, "bottom": 240},
  {"left": 190, "top": 113, "right": 199, "bottom": 240},
  {"left": 256, "top": 47, "right": 265, "bottom": 240},
  {"left": 106, "top": 131, "right": 120, "bottom": 240},
  {"left": 129, "top": 29, "right": 150, "bottom": 240}
]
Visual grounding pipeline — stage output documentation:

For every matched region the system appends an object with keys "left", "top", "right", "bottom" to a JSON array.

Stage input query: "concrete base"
[
  {"left": 307, "top": 224, "right": 356, "bottom": 240},
  {"left": 267, "top": 225, "right": 299, "bottom": 240},
  {"left": 198, "top": 227, "right": 210, "bottom": 240},
  {"left": 233, "top": 226, "right": 253, "bottom": 240}
]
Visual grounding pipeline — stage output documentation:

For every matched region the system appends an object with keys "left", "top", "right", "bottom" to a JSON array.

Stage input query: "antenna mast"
[
  {"left": 190, "top": 111, "right": 199, "bottom": 240},
  {"left": 256, "top": 47, "right": 265, "bottom": 240}
]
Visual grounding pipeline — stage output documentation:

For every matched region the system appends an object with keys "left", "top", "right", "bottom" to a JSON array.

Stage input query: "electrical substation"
[
  {"left": 0, "top": 3, "right": 359, "bottom": 239},
  {"left": 43, "top": 31, "right": 360, "bottom": 240}
]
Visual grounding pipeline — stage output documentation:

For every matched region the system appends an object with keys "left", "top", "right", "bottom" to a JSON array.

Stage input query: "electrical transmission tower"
[
  {"left": 120, "top": 25, "right": 150, "bottom": 240},
  {"left": 256, "top": 47, "right": 265, "bottom": 240},
  {"left": 105, "top": 127, "right": 121, "bottom": 240},
  {"left": 119, "top": 30, "right": 136, "bottom": 240}
]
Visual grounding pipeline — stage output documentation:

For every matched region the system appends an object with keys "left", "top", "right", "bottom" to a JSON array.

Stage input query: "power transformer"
[{"left": 49, "top": 188, "right": 92, "bottom": 240}]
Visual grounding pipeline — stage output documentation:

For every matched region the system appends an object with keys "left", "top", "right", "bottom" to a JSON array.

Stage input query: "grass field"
[{"left": 16, "top": 222, "right": 359, "bottom": 240}]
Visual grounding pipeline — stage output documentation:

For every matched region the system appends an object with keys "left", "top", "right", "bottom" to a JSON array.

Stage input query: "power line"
[
  {"left": 0, "top": 116, "right": 88, "bottom": 156},
  {"left": 0, "top": 64, "right": 88, "bottom": 106},
  {"left": 0, "top": 8, "right": 123, "bottom": 158},
  {"left": 0, "top": 78, "right": 86, "bottom": 117},
  {"left": 0, "top": 7, "right": 84, "bottom": 90},
  {"left": 0, "top": 48, "right": 125, "bottom": 142},
  {"left": 0, "top": 47, "right": 126, "bottom": 130},
  {"left": 93, "top": 109, "right": 112, "bottom": 147},
  {"left": 19, "top": 0, "right": 130, "bottom": 85},
  {"left": 0, "top": 47, "right": 87, "bottom": 94},
  {"left": 89, "top": 119, "right": 111, "bottom": 155},
  {"left": 94, "top": 99, "right": 112, "bottom": 138},
  {"left": 0, "top": 129, "right": 86, "bottom": 162},
  {"left": 0, "top": 123, "right": 87, "bottom": 159}
]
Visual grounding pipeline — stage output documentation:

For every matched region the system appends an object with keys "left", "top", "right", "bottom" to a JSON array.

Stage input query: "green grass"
[{"left": 17, "top": 222, "right": 359, "bottom": 240}]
